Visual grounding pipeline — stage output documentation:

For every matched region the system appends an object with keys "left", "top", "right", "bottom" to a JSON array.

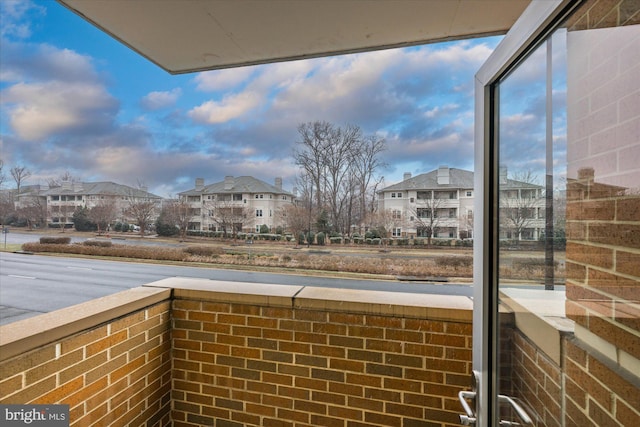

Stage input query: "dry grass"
[{"left": 21, "top": 241, "right": 561, "bottom": 282}]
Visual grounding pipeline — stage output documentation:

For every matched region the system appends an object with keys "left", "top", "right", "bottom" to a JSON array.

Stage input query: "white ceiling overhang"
[{"left": 58, "top": 0, "right": 530, "bottom": 74}]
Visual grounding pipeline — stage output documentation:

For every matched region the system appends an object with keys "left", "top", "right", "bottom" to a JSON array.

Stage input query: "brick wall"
[
  {"left": 0, "top": 288, "right": 172, "bottom": 427},
  {"left": 168, "top": 281, "right": 473, "bottom": 427},
  {"left": 563, "top": 0, "right": 640, "bottom": 425},
  {"left": 510, "top": 329, "right": 562, "bottom": 427}
]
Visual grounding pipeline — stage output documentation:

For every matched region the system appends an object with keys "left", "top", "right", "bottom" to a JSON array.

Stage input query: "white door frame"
[{"left": 471, "top": 1, "right": 578, "bottom": 425}]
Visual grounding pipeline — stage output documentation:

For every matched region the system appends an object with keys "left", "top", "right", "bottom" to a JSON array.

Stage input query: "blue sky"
[{"left": 1, "top": 0, "right": 506, "bottom": 198}]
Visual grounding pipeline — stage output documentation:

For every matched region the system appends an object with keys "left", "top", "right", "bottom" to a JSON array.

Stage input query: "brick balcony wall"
[
  {"left": 164, "top": 279, "right": 473, "bottom": 427},
  {"left": 0, "top": 279, "right": 473, "bottom": 427},
  {"left": 2, "top": 276, "right": 637, "bottom": 426},
  {"left": 0, "top": 287, "right": 172, "bottom": 426}
]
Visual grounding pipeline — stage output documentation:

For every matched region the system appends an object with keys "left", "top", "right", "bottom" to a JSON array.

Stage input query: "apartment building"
[
  {"left": 179, "top": 176, "right": 295, "bottom": 234},
  {"left": 378, "top": 166, "right": 545, "bottom": 240},
  {"left": 36, "top": 181, "right": 162, "bottom": 227}
]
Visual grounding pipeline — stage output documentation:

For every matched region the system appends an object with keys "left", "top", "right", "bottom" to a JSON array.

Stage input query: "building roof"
[
  {"left": 41, "top": 182, "right": 162, "bottom": 199},
  {"left": 58, "top": 0, "right": 530, "bottom": 74},
  {"left": 180, "top": 176, "right": 294, "bottom": 197},
  {"left": 380, "top": 168, "right": 543, "bottom": 192},
  {"left": 381, "top": 168, "right": 474, "bottom": 192}
]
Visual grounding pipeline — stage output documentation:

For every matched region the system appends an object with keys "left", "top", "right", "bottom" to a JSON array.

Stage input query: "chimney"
[
  {"left": 224, "top": 176, "right": 234, "bottom": 190},
  {"left": 403, "top": 172, "right": 412, "bottom": 181},
  {"left": 499, "top": 166, "right": 508, "bottom": 185},
  {"left": 437, "top": 166, "right": 450, "bottom": 185},
  {"left": 195, "top": 178, "right": 204, "bottom": 191},
  {"left": 275, "top": 177, "right": 282, "bottom": 190}
]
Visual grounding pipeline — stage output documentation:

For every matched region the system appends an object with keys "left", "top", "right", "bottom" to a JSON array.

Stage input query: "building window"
[
  {"left": 417, "top": 191, "right": 432, "bottom": 200},
  {"left": 392, "top": 210, "right": 401, "bottom": 219},
  {"left": 256, "top": 209, "right": 263, "bottom": 217},
  {"left": 466, "top": 191, "right": 472, "bottom": 197},
  {"left": 233, "top": 194, "right": 242, "bottom": 201},
  {"left": 391, "top": 193, "right": 396, "bottom": 198},
  {"left": 392, "top": 228, "right": 401, "bottom": 237}
]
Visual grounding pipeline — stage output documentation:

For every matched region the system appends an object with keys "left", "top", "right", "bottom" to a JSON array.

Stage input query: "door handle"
[
  {"left": 458, "top": 390, "right": 477, "bottom": 425},
  {"left": 498, "top": 395, "right": 533, "bottom": 425},
  {"left": 458, "top": 391, "right": 533, "bottom": 426}
]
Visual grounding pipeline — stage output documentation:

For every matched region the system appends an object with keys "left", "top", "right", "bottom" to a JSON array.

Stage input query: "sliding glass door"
[{"left": 468, "top": 1, "right": 639, "bottom": 426}]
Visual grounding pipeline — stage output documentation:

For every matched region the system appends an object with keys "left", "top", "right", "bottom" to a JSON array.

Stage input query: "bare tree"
[
  {"left": 352, "top": 135, "right": 387, "bottom": 230},
  {"left": 500, "top": 171, "right": 543, "bottom": 243},
  {"left": 10, "top": 166, "right": 31, "bottom": 199},
  {"left": 163, "top": 199, "right": 192, "bottom": 239},
  {"left": 123, "top": 188, "right": 158, "bottom": 237},
  {"left": 409, "top": 193, "right": 444, "bottom": 246},
  {"left": 0, "top": 159, "right": 6, "bottom": 188},
  {"left": 17, "top": 198, "right": 46, "bottom": 230},
  {"left": 88, "top": 200, "right": 117, "bottom": 234},
  {"left": 277, "top": 203, "right": 309, "bottom": 245},
  {"left": 293, "top": 121, "right": 386, "bottom": 235},
  {"left": 205, "top": 198, "right": 252, "bottom": 239},
  {"left": 0, "top": 191, "right": 15, "bottom": 224},
  {"left": 47, "top": 171, "right": 78, "bottom": 188}
]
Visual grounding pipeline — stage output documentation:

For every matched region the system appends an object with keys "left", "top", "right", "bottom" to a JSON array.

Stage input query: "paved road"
[{"left": 0, "top": 252, "right": 472, "bottom": 325}]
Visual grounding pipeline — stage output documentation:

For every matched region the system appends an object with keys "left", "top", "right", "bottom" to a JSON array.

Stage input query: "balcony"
[{"left": 3, "top": 276, "right": 634, "bottom": 427}]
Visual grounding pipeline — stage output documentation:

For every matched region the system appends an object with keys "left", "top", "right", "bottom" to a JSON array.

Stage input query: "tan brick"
[
  {"left": 294, "top": 398, "right": 327, "bottom": 415},
  {"left": 567, "top": 241, "right": 614, "bottom": 269},
  {"left": 328, "top": 405, "right": 363, "bottom": 421},
  {"left": 110, "top": 310, "right": 145, "bottom": 332},
  {"left": 35, "top": 376, "right": 83, "bottom": 404},
  {"left": 313, "top": 322, "right": 346, "bottom": 335},
  {"left": 364, "top": 411, "right": 402, "bottom": 426},
  {"left": 386, "top": 329, "right": 423, "bottom": 343},
  {"left": 312, "top": 344, "right": 345, "bottom": 358},
  {"left": 281, "top": 386, "right": 311, "bottom": 402},
  {"left": 328, "top": 335, "right": 363, "bottom": 349},
  {"left": 0, "top": 345, "right": 56, "bottom": 380},
  {"left": 329, "top": 312, "right": 364, "bottom": 325},
  {"left": 25, "top": 348, "right": 83, "bottom": 385},
  {"left": 328, "top": 381, "right": 363, "bottom": 397},
  {"left": 616, "top": 250, "right": 640, "bottom": 278},
  {"left": 60, "top": 327, "right": 108, "bottom": 354},
  {"left": 110, "top": 331, "right": 146, "bottom": 358},
  {"left": 201, "top": 301, "right": 230, "bottom": 313},
  {"left": 616, "top": 398, "right": 640, "bottom": 426},
  {"left": 348, "top": 395, "right": 383, "bottom": 412},
  {"left": 245, "top": 402, "right": 276, "bottom": 417},
  {"left": 329, "top": 358, "right": 364, "bottom": 373},
  {"left": 85, "top": 354, "right": 127, "bottom": 384},
  {"left": 279, "top": 341, "right": 310, "bottom": 354},
  {"left": 64, "top": 376, "right": 108, "bottom": 408},
  {"left": 247, "top": 316, "right": 278, "bottom": 328},
  {"left": 366, "top": 339, "right": 403, "bottom": 353},
  {"left": 278, "top": 408, "right": 310, "bottom": 423},
  {"left": 58, "top": 351, "right": 108, "bottom": 384}
]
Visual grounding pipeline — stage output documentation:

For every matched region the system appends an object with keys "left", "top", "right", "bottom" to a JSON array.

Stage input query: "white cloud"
[
  {"left": 0, "top": 0, "right": 45, "bottom": 39},
  {"left": 194, "top": 67, "right": 255, "bottom": 91},
  {"left": 140, "top": 88, "right": 182, "bottom": 110},
  {"left": 2, "top": 80, "right": 117, "bottom": 141},
  {"left": 188, "top": 91, "right": 261, "bottom": 124}
]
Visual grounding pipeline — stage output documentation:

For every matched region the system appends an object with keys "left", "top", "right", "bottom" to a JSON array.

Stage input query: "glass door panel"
[
  {"left": 496, "top": 29, "right": 567, "bottom": 426},
  {"left": 491, "top": 2, "right": 640, "bottom": 426}
]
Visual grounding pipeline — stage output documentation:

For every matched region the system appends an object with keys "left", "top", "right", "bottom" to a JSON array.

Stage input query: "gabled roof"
[
  {"left": 180, "top": 176, "right": 294, "bottom": 197},
  {"left": 41, "top": 182, "right": 162, "bottom": 199},
  {"left": 380, "top": 168, "right": 543, "bottom": 192},
  {"left": 381, "top": 168, "right": 474, "bottom": 192}
]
